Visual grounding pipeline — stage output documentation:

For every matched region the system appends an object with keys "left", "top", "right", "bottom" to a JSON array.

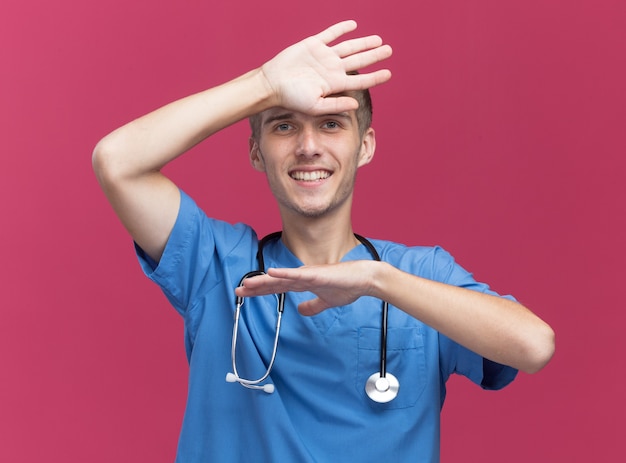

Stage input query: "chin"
[
  {"left": 284, "top": 200, "right": 331, "bottom": 218},
  {"left": 282, "top": 193, "right": 350, "bottom": 219},
  {"left": 294, "top": 207, "right": 329, "bottom": 218}
]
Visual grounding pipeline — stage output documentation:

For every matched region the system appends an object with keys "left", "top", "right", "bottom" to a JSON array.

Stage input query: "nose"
[{"left": 296, "top": 125, "right": 320, "bottom": 157}]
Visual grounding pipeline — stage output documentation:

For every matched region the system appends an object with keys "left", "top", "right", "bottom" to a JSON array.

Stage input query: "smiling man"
[
  {"left": 93, "top": 20, "right": 554, "bottom": 463},
  {"left": 250, "top": 108, "right": 372, "bottom": 226}
]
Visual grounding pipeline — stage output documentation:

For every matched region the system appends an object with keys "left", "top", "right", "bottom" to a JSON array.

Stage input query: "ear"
[
  {"left": 249, "top": 137, "right": 266, "bottom": 172},
  {"left": 357, "top": 127, "right": 376, "bottom": 168}
]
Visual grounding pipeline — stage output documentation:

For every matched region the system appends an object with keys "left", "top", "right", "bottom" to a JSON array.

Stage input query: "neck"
[{"left": 279, "top": 216, "right": 360, "bottom": 265}]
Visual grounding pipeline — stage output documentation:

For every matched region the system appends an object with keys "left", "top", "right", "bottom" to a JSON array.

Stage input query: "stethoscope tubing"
[
  {"left": 227, "top": 232, "right": 398, "bottom": 402},
  {"left": 228, "top": 270, "right": 284, "bottom": 392},
  {"left": 354, "top": 234, "right": 389, "bottom": 379}
]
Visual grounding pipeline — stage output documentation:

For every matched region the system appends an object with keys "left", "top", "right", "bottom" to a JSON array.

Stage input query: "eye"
[
  {"left": 275, "top": 123, "right": 292, "bottom": 132},
  {"left": 322, "top": 120, "right": 340, "bottom": 130}
]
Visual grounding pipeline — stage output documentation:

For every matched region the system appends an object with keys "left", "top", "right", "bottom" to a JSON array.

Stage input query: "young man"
[{"left": 93, "top": 20, "right": 554, "bottom": 462}]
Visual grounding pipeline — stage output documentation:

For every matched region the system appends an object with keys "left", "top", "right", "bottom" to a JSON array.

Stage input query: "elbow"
[
  {"left": 520, "top": 322, "right": 556, "bottom": 374},
  {"left": 92, "top": 140, "right": 106, "bottom": 180},
  {"left": 92, "top": 134, "right": 129, "bottom": 187},
  {"left": 92, "top": 137, "right": 114, "bottom": 182}
]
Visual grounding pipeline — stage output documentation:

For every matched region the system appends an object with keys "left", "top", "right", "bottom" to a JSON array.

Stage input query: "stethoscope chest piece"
[{"left": 365, "top": 371, "right": 399, "bottom": 403}]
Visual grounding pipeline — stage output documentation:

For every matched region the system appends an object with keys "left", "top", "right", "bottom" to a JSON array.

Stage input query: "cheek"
[
  {"left": 257, "top": 142, "right": 290, "bottom": 174},
  {"left": 260, "top": 161, "right": 285, "bottom": 190}
]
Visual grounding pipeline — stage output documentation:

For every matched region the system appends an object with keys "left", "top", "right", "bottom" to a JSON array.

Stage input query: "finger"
[
  {"left": 235, "top": 284, "right": 276, "bottom": 298},
  {"left": 236, "top": 274, "right": 284, "bottom": 295},
  {"left": 315, "top": 20, "right": 358, "bottom": 45},
  {"left": 331, "top": 35, "right": 384, "bottom": 58},
  {"left": 341, "top": 44, "right": 393, "bottom": 73},
  {"left": 326, "top": 69, "right": 391, "bottom": 96},
  {"left": 309, "top": 96, "right": 360, "bottom": 116},
  {"left": 266, "top": 267, "right": 299, "bottom": 279},
  {"left": 239, "top": 271, "right": 308, "bottom": 295},
  {"left": 266, "top": 267, "right": 324, "bottom": 285}
]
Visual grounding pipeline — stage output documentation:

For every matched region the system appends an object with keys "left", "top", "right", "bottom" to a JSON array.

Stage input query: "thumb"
[{"left": 297, "top": 298, "right": 330, "bottom": 316}]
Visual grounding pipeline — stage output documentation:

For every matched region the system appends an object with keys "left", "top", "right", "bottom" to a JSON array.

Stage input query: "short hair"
[{"left": 249, "top": 76, "right": 373, "bottom": 139}]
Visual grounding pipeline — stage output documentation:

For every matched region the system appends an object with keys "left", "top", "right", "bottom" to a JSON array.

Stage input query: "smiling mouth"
[{"left": 290, "top": 170, "right": 331, "bottom": 181}]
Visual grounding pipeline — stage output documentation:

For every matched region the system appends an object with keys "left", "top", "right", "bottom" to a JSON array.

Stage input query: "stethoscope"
[{"left": 225, "top": 232, "right": 399, "bottom": 403}]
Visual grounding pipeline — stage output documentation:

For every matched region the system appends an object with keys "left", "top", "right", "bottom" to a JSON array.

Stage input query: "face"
[{"left": 249, "top": 108, "right": 375, "bottom": 221}]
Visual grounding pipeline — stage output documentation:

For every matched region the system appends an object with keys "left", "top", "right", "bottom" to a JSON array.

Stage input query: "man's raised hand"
[{"left": 260, "top": 20, "right": 392, "bottom": 116}]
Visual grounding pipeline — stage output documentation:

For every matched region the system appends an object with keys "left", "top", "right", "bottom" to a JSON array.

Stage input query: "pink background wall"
[{"left": 2, "top": 0, "right": 624, "bottom": 461}]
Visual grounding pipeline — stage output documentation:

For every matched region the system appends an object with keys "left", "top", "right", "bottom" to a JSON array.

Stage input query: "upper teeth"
[{"left": 291, "top": 170, "right": 330, "bottom": 181}]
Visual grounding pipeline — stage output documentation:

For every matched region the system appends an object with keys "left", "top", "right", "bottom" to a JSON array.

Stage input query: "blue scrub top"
[{"left": 136, "top": 190, "right": 517, "bottom": 463}]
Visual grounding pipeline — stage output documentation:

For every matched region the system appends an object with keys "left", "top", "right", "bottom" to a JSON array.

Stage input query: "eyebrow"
[
  {"left": 262, "top": 112, "right": 294, "bottom": 126},
  {"left": 262, "top": 112, "right": 352, "bottom": 126}
]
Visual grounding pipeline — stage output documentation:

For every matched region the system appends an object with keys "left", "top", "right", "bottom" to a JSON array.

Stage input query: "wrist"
[
  {"left": 210, "top": 68, "right": 278, "bottom": 125},
  {"left": 369, "top": 261, "right": 391, "bottom": 300},
  {"left": 255, "top": 66, "right": 281, "bottom": 109}
]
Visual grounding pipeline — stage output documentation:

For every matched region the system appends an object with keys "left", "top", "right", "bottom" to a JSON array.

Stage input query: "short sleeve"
[
  {"left": 431, "top": 247, "right": 519, "bottom": 390},
  {"left": 134, "top": 189, "right": 254, "bottom": 317}
]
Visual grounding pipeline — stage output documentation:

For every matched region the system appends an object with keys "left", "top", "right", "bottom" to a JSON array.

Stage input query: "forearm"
[
  {"left": 92, "top": 68, "right": 273, "bottom": 179},
  {"left": 371, "top": 262, "right": 555, "bottom": 373},
  {"left": 237, "top": 258, "right": 554, "bottom": 372}
]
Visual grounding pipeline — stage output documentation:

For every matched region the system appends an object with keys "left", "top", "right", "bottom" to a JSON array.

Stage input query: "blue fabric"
[{"left": 136, "top": 190, "right": 517, "bottom": 462}]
